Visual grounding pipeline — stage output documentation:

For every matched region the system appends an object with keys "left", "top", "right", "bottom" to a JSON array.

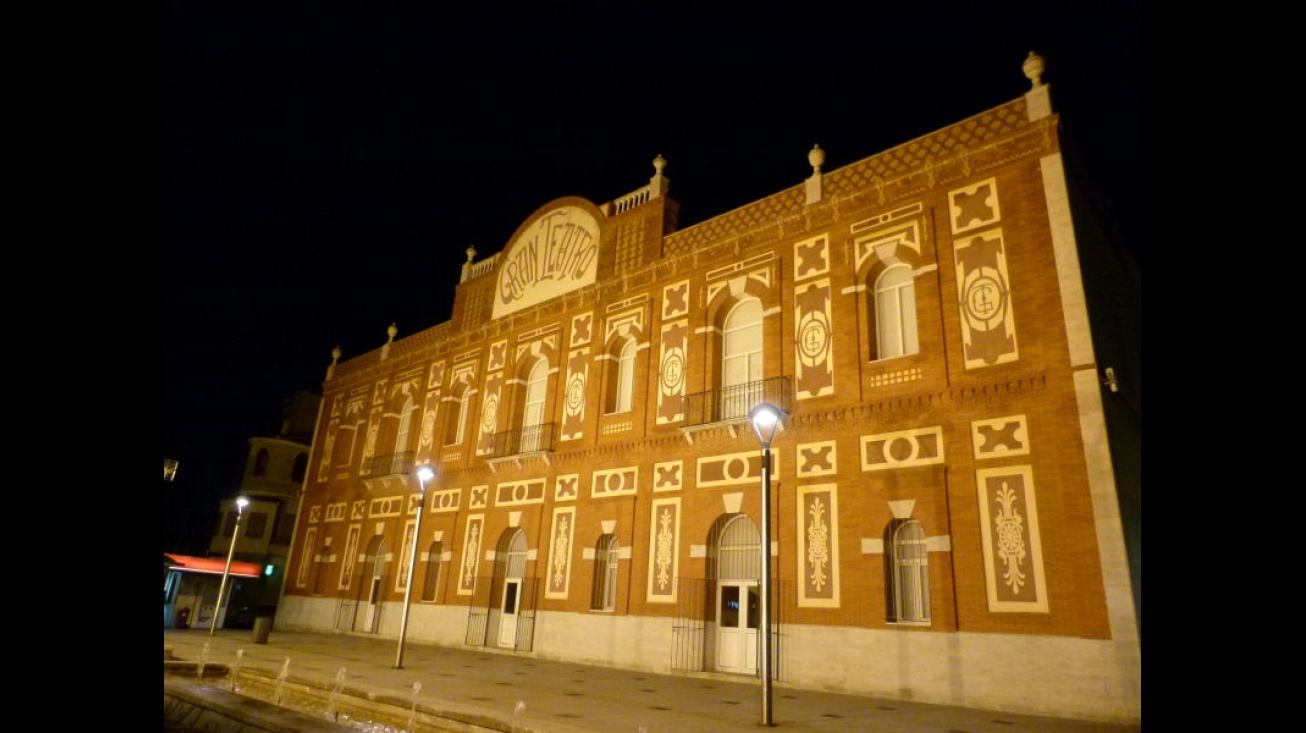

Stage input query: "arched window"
[
  {"left": 420, "top": 540, "right": 444, "bottom": 602},
  {"left": 520, "top": 359, "right": 549, "bottom": 452},
  {"left": 606, "top": 338, "right": 637, "bottom": 414},
  {"left": 591, "top": 534, "right": 620, "bottom": 611},
  {"left": 333, "top": 421, "right": 361, "bottom": 468},
  {"left": 874, "top": 264, "right": 918, "bottom": 360},
  {"left": 712, "top": 514, "right": 761, "bottom": 580},
  {"left": 253, "top": 448, "right": 270, "bottom": 477},
  {"left": 498, "top": 528, "right": 528, "bottom": 577},
  {"left": 394, "top": 396, "right": 415, "bottom": 455},
  {"left": 719, "top": 297, "right": 764, "bottom": 420},
  {"left": 884, "top": 518, "right": 931, "bottom": 624},
  {"left": 444, "top": 384, "right": 472, "bottom": 446},
  {"left": 291, "top": 452, "right": 308, "bottom": 483},
  {"left": 723, "top": 298, "right": 764, "bottom": 389}
]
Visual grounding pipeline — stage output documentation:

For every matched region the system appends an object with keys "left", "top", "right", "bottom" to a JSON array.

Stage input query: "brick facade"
[{"left": 279, "top": 71, "right": 1140, "bottom": 724}]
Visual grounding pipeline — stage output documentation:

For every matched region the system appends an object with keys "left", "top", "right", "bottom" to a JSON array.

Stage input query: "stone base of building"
[{"left": 277, "top": 596, "right": 1140, "bottom": 724}]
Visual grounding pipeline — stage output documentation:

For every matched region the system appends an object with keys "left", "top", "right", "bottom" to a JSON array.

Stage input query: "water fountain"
[
  {"left": 326, "top": 666, "right": 347, "bottom": 722},
  {"left": 230, "top": 649, "right": 244, "bottom": 692},
  {"left": 273, "top": 657, "right": 291, "bottom": 706},
  {"left": 407, "top": 680, "right": 422, "bottom": 732},
  {"left": 197, "top": 641, "right": 210, "bottom": 680}
]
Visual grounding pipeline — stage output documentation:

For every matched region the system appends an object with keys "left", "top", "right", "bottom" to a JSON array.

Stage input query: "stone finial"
[
  {"left": 808, "top": 144, "right": 825, "bottom": 173},
  {"left": 648, "top": 154, "right": 670, "bottom": 199},
  {"left": 326, "top": 346, "right": 341, "bottom": 381},
  {"left": 1023, "top": 51, "right": 1045, "bottom": 88},
  {"left": 465, "top": 246, "right": 477, "bottom": 264},
  {"left": 386, "top": 323, "right": 398, "bottom": 342},
  {"left": 805, "top": 144, "right": 825, "bottom": 205}
]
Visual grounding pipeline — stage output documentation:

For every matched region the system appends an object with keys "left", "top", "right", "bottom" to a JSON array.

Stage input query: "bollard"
[{"left": 252, "top": 615, "right": 273, "bottom": 644}]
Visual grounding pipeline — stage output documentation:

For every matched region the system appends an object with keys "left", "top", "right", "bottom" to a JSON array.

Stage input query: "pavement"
[{"left": 164, "top": 627, "right": 1140, "bottom": 733}]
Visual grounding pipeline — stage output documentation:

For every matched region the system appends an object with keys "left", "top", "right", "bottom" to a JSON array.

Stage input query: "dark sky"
[{"left": 163, "top": 2, "right": 1141, "bottom": 553}]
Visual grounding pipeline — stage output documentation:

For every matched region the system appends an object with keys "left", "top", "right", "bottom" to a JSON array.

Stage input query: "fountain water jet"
[
  {"left": 326, "top": 666, "right": 347, "bottom": 722},
  {"left": 273, "top": 657, "right": 291, "bottom": 706},
  {"left": 230, "top": 649, "right": 244, "bottom": 692},
  {"left": 197, "top": 642, "right": 211, "bottom": 681},
  {"left": 407, "top": 680, "right": 422, "bottom": 731}
]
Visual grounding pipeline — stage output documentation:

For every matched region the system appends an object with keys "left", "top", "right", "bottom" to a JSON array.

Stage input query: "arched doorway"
[
  {"left": 356, "top": 535, "right": 388, "bottom": 633},
  {"left": 708, "top": 513, "right": 760, "bottom": 674},
  {"left": 493, "top": 527, "right": 528, "bottom": 648}
]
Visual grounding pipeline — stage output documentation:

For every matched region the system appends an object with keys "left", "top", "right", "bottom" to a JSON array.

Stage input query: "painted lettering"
[{"left": 496, "top": 207, "right": 599, "bottom": 312}]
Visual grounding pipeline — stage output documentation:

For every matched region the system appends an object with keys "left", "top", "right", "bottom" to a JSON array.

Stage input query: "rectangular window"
[
  {"left": 272, "top": 513, "right": 296, "bottom": 545},
  {"left": 245, "top": 512, "right": 268, "bottom": 539},
  {"left": 222, "top": 512, "right": 238, "bottom": 537}
]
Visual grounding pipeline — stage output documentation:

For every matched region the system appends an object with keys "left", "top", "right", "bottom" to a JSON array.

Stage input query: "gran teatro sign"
[{"left": 492, "top": 205, "right": 600, "bottom": 319}]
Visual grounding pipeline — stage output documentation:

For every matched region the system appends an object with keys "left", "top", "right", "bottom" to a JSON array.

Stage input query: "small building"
[{"left": 164, "top": 390, "right": 319, "bottom": 628}]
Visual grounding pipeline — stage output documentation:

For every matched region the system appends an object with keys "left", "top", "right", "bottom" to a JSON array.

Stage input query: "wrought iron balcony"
[
  {"left": 485, "top": 423, "right": 557, "bottom": 465},
  {"left": 683, "top": 376, "right": 792, "bottom": 428},
  {"left": 363, "top": 451, "right": 415, "bottom": 478}
]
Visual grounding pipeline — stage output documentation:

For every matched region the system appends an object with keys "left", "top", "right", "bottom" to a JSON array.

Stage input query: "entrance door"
[
  {"left": 715, "top": 581, "right": 758, "bottom": 674},
  {"left": 361, "top": 575, "right": 383, "bottom": 632},
  {"left": 498, "top": 578, "right": 522, "bottom": 647},
  {"left": 355, "top": 536, "right": 388, "bottom": 633}
]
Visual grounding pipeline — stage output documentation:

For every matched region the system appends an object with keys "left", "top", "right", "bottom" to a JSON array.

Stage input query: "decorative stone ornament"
[
  {"left": 1023, "top": 51, "right": 1045, "bottom": 88},
  {"left": 805, "top": 144, "right": 825, "bottom": 204},
  {"left": 808, "top": 144, "right": 825, "bottom": 173},
  {"left": 326, "top": 345, "right": 341, "bottom": 380}
]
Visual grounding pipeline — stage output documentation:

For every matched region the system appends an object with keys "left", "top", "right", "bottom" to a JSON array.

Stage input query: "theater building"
[{"left": 277, "top": 53, "right": 1141, "bottom": 724}]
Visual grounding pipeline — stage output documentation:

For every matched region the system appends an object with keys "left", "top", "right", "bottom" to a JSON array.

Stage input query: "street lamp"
[
  {"left": 750, "top": 402, "right": 785, "bottom": 727},
  {"left": 395, "top": 464, "right": 436, "bottom": 668},
  {"left": 210, "top": 496, "right": 249, "bottom": 636}
]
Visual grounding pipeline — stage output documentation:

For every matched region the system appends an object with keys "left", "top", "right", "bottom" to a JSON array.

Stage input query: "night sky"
[{"left": 163, "top": 2, "right": 1141, "bottom": 553}]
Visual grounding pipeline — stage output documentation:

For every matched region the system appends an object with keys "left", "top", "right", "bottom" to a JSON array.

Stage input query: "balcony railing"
[
  {"left": 364, "top": 451, "right": 415, "bottom": 478},
  {"left": 683, "top": 376, "right": 792, "bottom": 428},
  {"left": 486, "top": 423, "right": 557, "bottom": 460}
]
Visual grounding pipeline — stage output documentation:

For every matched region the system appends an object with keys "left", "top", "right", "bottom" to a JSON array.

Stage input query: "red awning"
[{"left": 164, "top": 554, "right": 262, "bottom": 578}]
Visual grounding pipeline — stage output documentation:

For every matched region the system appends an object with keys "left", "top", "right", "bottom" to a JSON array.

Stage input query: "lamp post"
[
  {"left": 395, "top": 464, "right": 435, "bottom": 668},
  {"left": 750, "top": 403, "right": 785, "bottom": 727},
  {"left": 210, "top": 496, "right": 249, "bottom": 636}
]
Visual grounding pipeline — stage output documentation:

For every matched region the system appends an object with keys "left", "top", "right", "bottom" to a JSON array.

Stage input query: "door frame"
[{"left": 715, "top": 579, "right": 758, "bottom": 674}]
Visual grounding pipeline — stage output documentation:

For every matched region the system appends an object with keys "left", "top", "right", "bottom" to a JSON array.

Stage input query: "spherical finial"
[
  {"left": 1023, "top": 51, "right": 1045, "bottom": 88},
  {"left": 808, "top": 144, "right": 825, "bottom": 172},
  {"left": 465, "top": 246, "right": 477, "bottom": 263},
  {"left": 331, "top": 346, "right": 341, "bottom": 362},
  {"left": 653, "top": 154, "right": 667, "bottom": 175},
  {"left": 387, "top": 323, "right": 398, "bottom": 341}
]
